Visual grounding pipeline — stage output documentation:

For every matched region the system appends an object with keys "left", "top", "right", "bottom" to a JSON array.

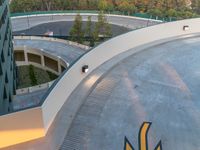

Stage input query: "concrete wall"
[
  {"left": 14, "top": 46, "right": 68, "bottom": 94},
  {"left": 0, "top": 18, "right": 200, "bottom": 148},
  {"left": 16, "top": 80, "right": 55, "bottom": 95},
  {"left": 14, "top": 36, "right": 90, "bottom": 51},
  {"left": 0, "top": 107, "right": 45, "bottom": 148},
  {"left": 14, "top": 46, "right": 68, "bottom": 74}
]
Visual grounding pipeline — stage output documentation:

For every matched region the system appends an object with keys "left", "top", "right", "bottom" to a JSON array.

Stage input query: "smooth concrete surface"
[
  {"left": 1, "top": 19, "right": 200, "bottom": 148},
  {"left": 11, "top": 13, "right": 159, "bottom": 32},
  {"left": 60, "top": 36, "right": 200, "bottom": 150},
  {"left": 0, "top": 107, "right": 45, "bottom": 149},
  {"left": 14, "top": 39, "right": 85, "bottom": 64}
]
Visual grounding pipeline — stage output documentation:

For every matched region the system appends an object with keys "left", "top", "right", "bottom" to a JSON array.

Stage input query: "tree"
[
  {"left": 118, "top": 0, "right": 130, "bottom": 14},
  {"left": 191, "top": 0, "right": 200, "bottom": 14},
  {"left": 117, "top": 0, "right": 136, "bottom": 15},
  {"left": 135, "top": 0, "right": 149, "bottom": 12},
  {"left": 70, "top": 14, "right": 84, "bottom": 43},
  {"left": 148, "top": 8, "right": 163, "bottom": 17},
  {"left": 10, "top": 0, "right": 40, "bottom": 12},
  {"left": 98, "top": 0, "right": 109, "bottom": 11},
  {"left": 166, "top": 8, "right": 177, "bottom": 17},
  {"left": 10, "top": 0, "right": 197, "bottom": 20},
  {"left": 93, "top": 12, "right": 112, "bottom": 41},
  {"left": 41, "top": 0, "right": 52, "bottom": 11},
  {"left": 85, "top": 16, "right": 95, "bottom": 46}
]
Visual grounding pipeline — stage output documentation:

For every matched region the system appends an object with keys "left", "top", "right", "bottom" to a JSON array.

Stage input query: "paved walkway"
[{"left": 6, "top": 36, "right": 200, "bottom": 149}]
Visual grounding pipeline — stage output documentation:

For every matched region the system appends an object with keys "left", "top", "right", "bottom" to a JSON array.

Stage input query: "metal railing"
[{"left": 11, "top": 10, "right": 177, "bottom": 22}]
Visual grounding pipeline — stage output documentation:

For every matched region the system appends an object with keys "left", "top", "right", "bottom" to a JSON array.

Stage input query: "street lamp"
[
  {"left": 183, "top": 25, "right": 189, "bottom": 31},
  {"left": 82, "top": 65, "right": 89, "bottom": 73}
]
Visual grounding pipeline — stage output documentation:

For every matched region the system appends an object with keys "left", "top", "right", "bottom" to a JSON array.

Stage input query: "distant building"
[{"left": 0, "top": 0, "right": 16, "bottom": 114}]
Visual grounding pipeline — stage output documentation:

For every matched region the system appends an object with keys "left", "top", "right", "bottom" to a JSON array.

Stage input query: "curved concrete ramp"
[
  {"left": 2, "top": 18, "right": 200, "bottom": 149},
  {"left": 11, "top": 14, "right": 159, "bottom": 32},
  {"left": 60, "top": 36, "right": 200, "bottom": 150}
]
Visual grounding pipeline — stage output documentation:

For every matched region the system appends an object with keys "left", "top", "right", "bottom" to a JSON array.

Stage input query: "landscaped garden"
[{"left": 17, "top": 65, "right": 58, "bottom": 89}]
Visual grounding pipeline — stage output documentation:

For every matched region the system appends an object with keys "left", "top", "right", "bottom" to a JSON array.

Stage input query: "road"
[
  {"left": 11, "top": 14, "right": 159, "bottom": 32},
  {"left": 13, "top": 21, "right": 131, "bottom": 37}
]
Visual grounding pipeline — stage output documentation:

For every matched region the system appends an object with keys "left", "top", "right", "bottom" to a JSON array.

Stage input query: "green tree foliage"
[
  {"left": 98, "top": 0, "right": 114, "bottom": 12},
  {"left": 85, "top": 16, "right": 92, "bottom": 37},
  {"left": 191, "top": 0, "right": 200, "bottom": 14},
  {"left": 98, "top": 0, "right": 109, "bottom": 11},
  {"left": 93, "top": 12, "right": 112, "bottom": 41},
  {"left": 70, "top": 14, "right": 84, "bottom": 43},
  {"left": 85, "top": 16, "right": 95, "bottom": 46},
  {"left": 69, "top": 12, "right": 112, "bottom": 45},
  {"left": 117, "top": 0, "right": 136, "bottom": 15},
  {"left": 10, "top": 0, "right": 40, "bottom": 12},
  {"left": 10, "top": 0, "right": 198, "bottom": 19},
  {"left": 29, "top": 65, "right": 37, "bottom": 86}
]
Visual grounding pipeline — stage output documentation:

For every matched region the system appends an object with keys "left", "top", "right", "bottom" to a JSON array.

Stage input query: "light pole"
[
  {"left": 27, "top": 14, "right": 30, "bottom": 28},
  {"left": 24, "top": 10, "right": 30, "bottom": 29}
]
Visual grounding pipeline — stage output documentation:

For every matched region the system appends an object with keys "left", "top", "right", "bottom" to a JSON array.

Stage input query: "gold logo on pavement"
[{"left": 124, "top": 122, "right": 162, "bottom": 150}]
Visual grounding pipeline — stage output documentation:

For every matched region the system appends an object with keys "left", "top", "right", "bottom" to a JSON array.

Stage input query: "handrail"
[{"left": 10, "top": 10, "right": 175, "bottom": 22}]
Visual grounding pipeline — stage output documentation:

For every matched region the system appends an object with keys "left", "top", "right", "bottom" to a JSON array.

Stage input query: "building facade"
[{"left": 0, "top": 0, "right": 16, "bottom": 114}]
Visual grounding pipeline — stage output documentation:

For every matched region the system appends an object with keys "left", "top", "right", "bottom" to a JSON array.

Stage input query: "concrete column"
[
  {"left": 24, "top": 46, "right": 28, "bottom": 65},
  {"left": 58, "top": 57, "right": 62, "bottom": 74},
  {"left": 41, "top": 55, "right": 45, "bottom": 67}
]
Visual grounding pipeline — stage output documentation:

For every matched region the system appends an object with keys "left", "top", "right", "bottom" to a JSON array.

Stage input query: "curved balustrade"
[{"left": 0, "top": 18, "right": 200, "bottom": 148}]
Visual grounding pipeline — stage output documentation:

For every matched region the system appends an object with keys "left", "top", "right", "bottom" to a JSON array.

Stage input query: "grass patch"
[
  {"left": 47, "top": 71, "right": 58, "bottom": 80},
  {"left": 29, "top": 65, "right": 37, "bottom": 86},
  {"left": 17, "top": 65, "right": 58, "bottom": 89}
]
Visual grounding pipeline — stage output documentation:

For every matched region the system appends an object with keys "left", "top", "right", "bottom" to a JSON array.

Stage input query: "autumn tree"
[
  {"left": 10, "top": 0, "right": 197, "bottom": 20},
  {"left": 98, "top": 0, "right": 114, "bottom": 12},
  {"left": 117, "top": 0, "right": 136, "bottom": 15}
]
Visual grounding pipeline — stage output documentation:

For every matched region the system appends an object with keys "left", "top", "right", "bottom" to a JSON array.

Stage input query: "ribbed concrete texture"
[{"left": 60, "top": 36, "right": 200, "bottom": 150}]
